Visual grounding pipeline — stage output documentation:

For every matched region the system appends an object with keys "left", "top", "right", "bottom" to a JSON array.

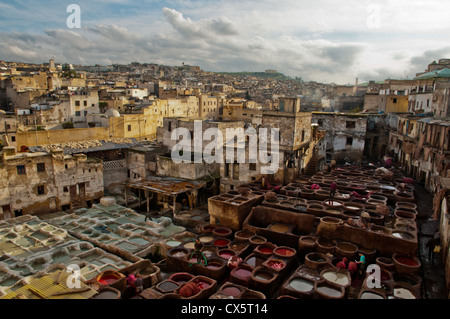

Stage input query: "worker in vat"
[
  {"left": 361, "top": 212, "right": 371, "bottom": 230},
  {"left": 329, "top": 181, "right": 337, "bottom": 202},
  {"left": 135, "top": 274, "right": 144, "bottom": 294},
  {"left": 194, "top": 238, "right": 205, "bottom": 264}
]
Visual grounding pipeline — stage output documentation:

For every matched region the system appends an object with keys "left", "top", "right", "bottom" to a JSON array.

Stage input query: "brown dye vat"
[
  {"left": 323, "top": 200, "right": 343, "bottom": 208},
  {"left": 201, "top": 224, "right": 217, "bottom": 234},
  {"left": 91, "top": 287, "right": 121, "bottom": 299},
  {"left": 314, "top": 190, "right": 330, "bottom": 200},
  {"left": 169, "top": 272, "right": 195, "bottom": 284},
  {"left": 358, "top": 247, "right": 377, "bottom": 264},
  {"left": 366, "top": 210, "right": 384, "bottom": 226},
  {"left": 318, "top": 216, "right": 343, "bottom": 233},
  {"left": 249, "top": 235, "right": 267, "bottom": 247},
  {"left": 304, "top": 252, "right": 331, "bottom": 269},
  {"left": 391, "top": 230, "right": 415, "bottom": 241},
  {"left": 156, "top": 280, "right": 180, "bottom": 293},
  {"left": 200, "top": 258, "right": 227, "bottom": 280},
  {"left": 394, "top": 192, "right": 414, "bottom": 202},
  {"left": 241, "top": 290, "right": 266, "bottom": 299},
  {"left": 298, "top": 236, "right": 317, "bottom": 254},
  {"left": 314, "top": 281, "right": 345, "bottom": 299},
  {"left": 368, "top": 194, "right": 388, "bottom": 203},
  {"left": 343, "top": 202, "right": 364, "bottom": 213},
  {"left": 234, "top": 229, "right": 255, "bottom": 242},
  {"left": 394, "top": 210, "right": 416, "bottom": 221},
  {"left": 212, "top": 226, "right": 233, "bottom": 238},
  {"left": 315, "top": 238, "right": 336, "bottom": 254},
  {"left": 376, "top": 257, "right": 395, "bottom": 271},
  {"left": 250, "top": 266, "right": 278, "bottom": 295},
  {"left": 323, "top": 207, "right": 343, "bottom": 218},
  {"left": 307, "top": 203, "right": 324, "bottom": 216},
  {"left": 394, "top": 222, "right": 416, "bottom": 233},
  {"left": 299, "top": 189, "right": 315, "bottom": 200},
  {"left": 335, "top": 241, "right": 358, "bottom": 260},
  {"left": 396, "top": 201, "right": 417, "bottom": 210},
  {"left": 268, "top": 222, "right": 294, "bottom": 234}
]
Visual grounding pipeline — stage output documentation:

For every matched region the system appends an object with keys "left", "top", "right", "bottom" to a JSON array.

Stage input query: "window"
[
  {"left": 128, "top": 125, "right": 131, "bottom": 132},
  {"left": 393, "top": 98, "right": 397, "bottom": 104},
  {"left": 17, "top": 165, "right": 26, "bottom": 175},
  {"left": 63, "top": 186, "right": 69, "bottom": 193},
  {"left": 84, "top": 111, "right": 88, "bottom": 116},
  {"left": 346, "top": 121, "right": 355, "bottom": 129},
  {"left": 301, "top": 130, "right": 305, "bottom": 142},
  {"left": 6, "top": 124, "right": 11, "bottom": 130},
  {"left": 249, "top": 163, "right": 256, "bottom": 171},
  {"left": 75, "top": 101, "right": 80, "bottom": 107},
  {"left": 83, "top": 101, "right": 87, "bottom": 106},
  {"left": 346, "top": 137, "right": 353, "bottom": 146},
  {"left": 37, "top": 185, "right": 45, "bottom": 195},
  {"left": 75, "top": 111, "right": 81, "bottom": 116},
  {"left": 37, "top": 163, "right": 45, "bottom": 172},
  {"left": 11, "top": 136, "right": 15, "bottom": 142}
]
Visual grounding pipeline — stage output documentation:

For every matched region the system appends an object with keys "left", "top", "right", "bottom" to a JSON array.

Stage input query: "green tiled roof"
[{"left": 414, "top": 68, "right": 450, "bottom": 80}]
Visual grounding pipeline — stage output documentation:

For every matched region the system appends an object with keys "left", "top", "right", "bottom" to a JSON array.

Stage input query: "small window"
[
  {"left": 346, "top": 121, "right": 355, "bottom": 129},
  {"left": 128, "top": 125, "right": 131, "bottom": 131},
  {"left": 63, "top": 186, "right": 69, "bottom": 193},
  {"left": 37, "top": 185, "right": 45, "bottom": 195},
  {"left": 75, "top": 111, "right": 81, "bottom": 116},
  {"left": 83, "top": 101, "right": 87, "bottom": 106},
  {"left": 17, "top": 165, "right": 26, "bottom": 175},
  {"left": 249, "top": 163, "right": 256, "bottom": 171},
  {"left": 65, "top": 164, "right": 68, "bottom": 169},
  {"left": 301, "top": 130, "right": 305, "bottom": 142},
  {"left": 37, "top": 163, "right": 45, "bottom": 172},
  {"left": 11, "top": 136, "right": 16, "bottom": 142},
  {"left": 84, "top": 111, "right": 88, "bottom": 116},
  {"left": 346, "top": 137, "right": 353, "bottom": 145},
  {"left": 75, "top": 101, "right": 80, "bottom": 107},
  {"left": 393, "top": 98, "right": 397, "bottom": 104}
]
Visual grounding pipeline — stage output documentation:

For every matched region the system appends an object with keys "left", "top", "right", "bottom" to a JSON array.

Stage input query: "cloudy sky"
[{"left": 1, "top": 0, "right": 450, "bottom": 84}]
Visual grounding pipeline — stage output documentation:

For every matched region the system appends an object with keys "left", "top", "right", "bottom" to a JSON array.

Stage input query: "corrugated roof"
[{"left": 414, "top": 68, "right": 450, "bottom": 80}]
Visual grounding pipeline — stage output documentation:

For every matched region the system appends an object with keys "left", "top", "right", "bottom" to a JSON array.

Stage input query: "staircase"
[
  {"left": 70, "top": 200, "right": 85, "bottom": 212},
  {"left": 304, "top": 151, "right": 320, "bottom": 176}
]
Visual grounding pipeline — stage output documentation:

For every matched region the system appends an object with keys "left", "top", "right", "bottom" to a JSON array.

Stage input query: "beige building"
[{"left": 0, "top": 146, "right": 104, "bottom": 219}]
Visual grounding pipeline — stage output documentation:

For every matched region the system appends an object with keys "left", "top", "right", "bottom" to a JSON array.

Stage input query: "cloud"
[{"left": 162, "top": 7, "right": 239, "bottom": 39}]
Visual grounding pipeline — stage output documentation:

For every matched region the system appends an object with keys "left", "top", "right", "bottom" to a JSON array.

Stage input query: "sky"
[{"left": 1, "top": 0, "right": 450, "bottom": 84}]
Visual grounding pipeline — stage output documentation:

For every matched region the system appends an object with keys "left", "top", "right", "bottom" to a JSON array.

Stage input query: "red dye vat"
[
  {"left": 223, "top": 286, "right": 241, "bottom": 297},
  {"left": 97, "top": 275, "right": 119, "bottom": 285},
  {"left": 258, "top": 247, "right": 273, "bottom": 254},
  {"left": 396, "top": 257, "right": 419, "bottom": 266},
  {"left": 275, "top": 248, "right": 294, "bottom": 256},
  {"left": 214, "top": 239, "right": 229, "bottom": 247},
  {"left": 267, "top": 260, "right": 284, "bottom": 269}
]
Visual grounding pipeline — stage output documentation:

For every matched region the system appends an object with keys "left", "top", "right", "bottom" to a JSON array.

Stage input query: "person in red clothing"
[
  {"left": 329, "top": 182, "right": 337, "bottom": 201},
  {"left": 348, "top": 261, "right": 358, "bottom": 275},
  {"left": 336, "top": 257, "right": 348, "bottom": 269}
]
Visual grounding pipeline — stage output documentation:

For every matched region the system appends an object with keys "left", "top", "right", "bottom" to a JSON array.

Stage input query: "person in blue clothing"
[{"left": 357, "top": 253, "right": 366, "bottom": 275}]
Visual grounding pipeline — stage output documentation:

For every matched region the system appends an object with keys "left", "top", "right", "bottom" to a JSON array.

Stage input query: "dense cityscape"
[{"left": 0, "top": 1, "right": 449, "bottom": 309}]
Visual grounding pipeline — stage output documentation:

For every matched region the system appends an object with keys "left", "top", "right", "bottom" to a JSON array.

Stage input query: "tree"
[{"left": 245, "top": 90, "right": 251, "bottom": 101}]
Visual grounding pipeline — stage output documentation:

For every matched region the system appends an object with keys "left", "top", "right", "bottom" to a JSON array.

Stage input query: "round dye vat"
[
  {"left": 214, "top": 228, "right": 230, "bottom": 235},
  {"left": 198, "top": 236, "right": 214, "bottom": 243},
  {"left": 183, "top": 242, "right": 195, "bottom": 249},
  {"left": 269, "top": 223, "right": 290, "bottom": 233},
  {"left": 393, "top": 287, "right": 415, "bottom": 299},
  {"left": 218, "top": 250, "right": 235, "bottom": 259},
  {"left": 97, "top": 274, "right": 119, "bottom": 285},
  {"left": 196, "top": 280, "right": 211, "bottom": 290},
  {"left": 395, "top": 256, "right": 419, "bottom": 267},
  {"left": 267, "top": 260, "right": 284, "bottom": 270},
  {"left": 322, "top": 271, "right": 349, "bottom": 286},
  {"left": 222, "top": 286, "right": 241, "bottom": 297},
  {"left": 206, "top": 262, "right": 222, "bottom": 269},
  {"left": 172, "top": 251, "right": 187, "bottom": 258},
  {"left": 214, "top": 239, "right": 230, "bottom": 247},
  {"left": 289, "top": 278, "right": 314, "bottom": 292},
  {"left": 274, "top": 247, "right": 295, "bottom": 257},
  {"left": 360, "top": 291, "right": 384, "bottom": 299},
  {"left": 250, "top": 236, "right": 266, "bottom": 244}
]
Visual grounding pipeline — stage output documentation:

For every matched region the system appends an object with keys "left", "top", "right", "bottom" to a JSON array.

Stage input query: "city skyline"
[{"left": 1, "top": 0, "right": 450, "bottom": 84}]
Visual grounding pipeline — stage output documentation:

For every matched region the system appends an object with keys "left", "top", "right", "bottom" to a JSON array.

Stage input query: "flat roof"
[{"left": 125, "top": 176, "right": 204, "bottom": 195}]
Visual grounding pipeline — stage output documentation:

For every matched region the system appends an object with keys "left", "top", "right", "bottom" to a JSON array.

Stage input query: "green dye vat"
[
  {"left": 52, "top": 254, "right": 72, "bottom": 264},
  {"left": 116, "top": 242, "right": 139, "bottom": 252},
  {"left": 166, "top": 240, "right": 181, "bottom": 247},
  {"left": 31, "top": 232, "right": 50, "bottom": 241},
  {"left": 0, "top": 277, "right": 18, "bottom": 287},
  {"left": 128, "top": 237, "right": 150, "bottom": 246},
  {"left": 99, "top": 257, "right": 118, "bottom": 265},
  {"left": 15, "top": 236, "right": 35, "bottom": 248}
]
